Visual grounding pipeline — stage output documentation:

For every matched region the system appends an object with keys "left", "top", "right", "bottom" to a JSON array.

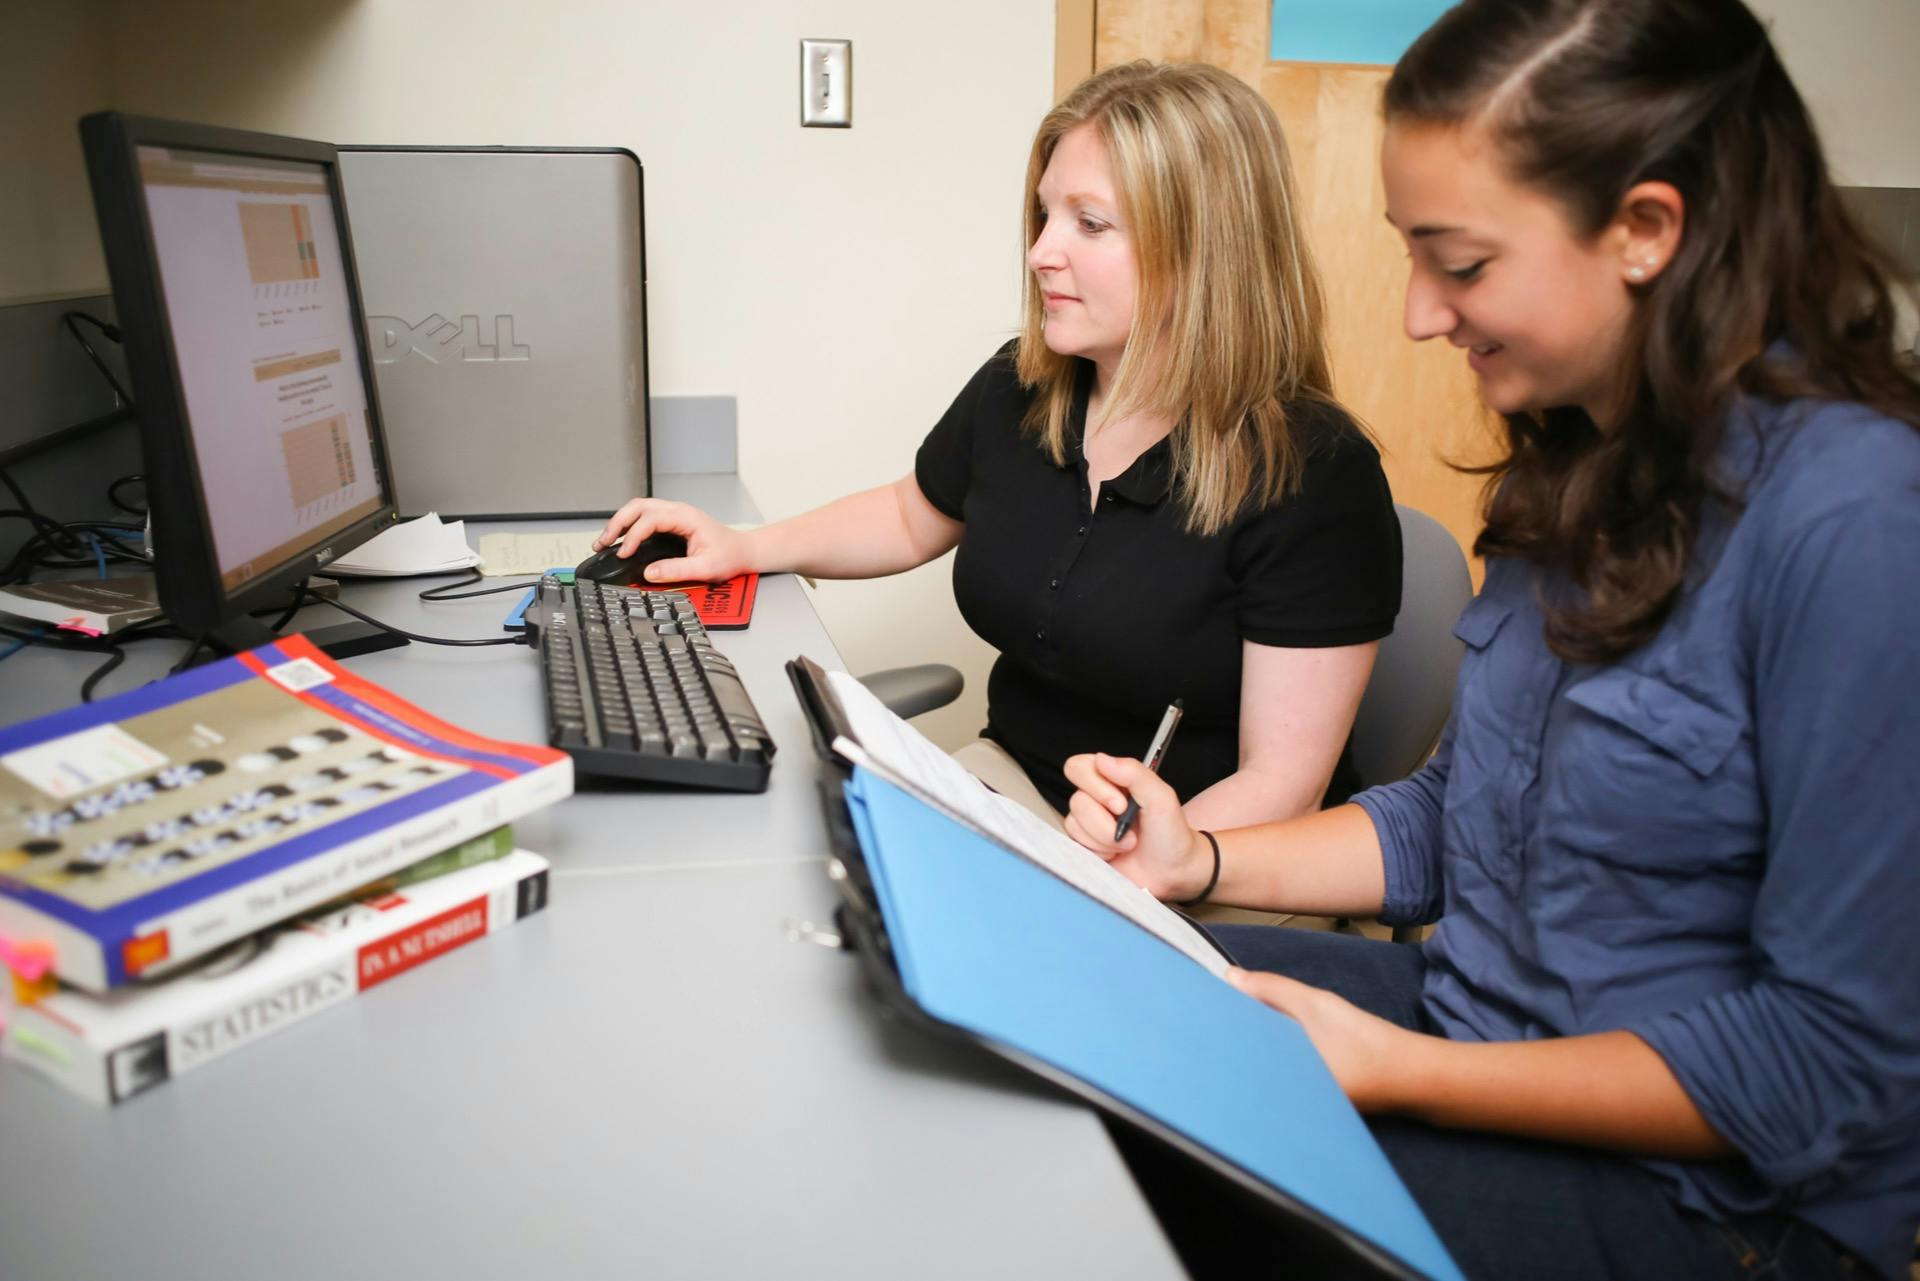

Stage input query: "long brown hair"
[
  {"left": 1017, "top": 62, "right": 1336, "bottom": 535},
  {"left": 1385, "top": 0, "right": 1920, "bottom": 663}
]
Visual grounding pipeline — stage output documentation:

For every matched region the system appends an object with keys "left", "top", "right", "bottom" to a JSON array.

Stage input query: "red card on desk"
[{"left": 661, "top": 573, "right": 759, "bottom": 629}]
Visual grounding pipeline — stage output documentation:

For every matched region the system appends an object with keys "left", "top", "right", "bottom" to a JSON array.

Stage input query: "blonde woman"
[{"left": 596, "top": 62, "right": 1401, "bottom": 834}]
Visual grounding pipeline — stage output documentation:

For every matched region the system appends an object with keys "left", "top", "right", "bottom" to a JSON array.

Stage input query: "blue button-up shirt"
[{"left": 1354, "top": 395, "right": 1920, "bottom": 1278}]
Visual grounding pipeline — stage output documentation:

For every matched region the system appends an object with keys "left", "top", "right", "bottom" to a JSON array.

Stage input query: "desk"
[{"left": 0, "top": 475, "right": 1183, "bottom": 1280}]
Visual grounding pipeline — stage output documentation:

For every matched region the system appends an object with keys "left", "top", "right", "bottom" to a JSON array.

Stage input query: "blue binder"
[{"left": 841, "top": 765, "right": 1464, "bottom": 1281}]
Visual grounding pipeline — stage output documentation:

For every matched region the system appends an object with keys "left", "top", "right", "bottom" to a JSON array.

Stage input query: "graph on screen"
[
  {"left": 238, "top": 202, "right": 320, "bottom": 297},
  {"left": 280, "top": 414, "right": 357, "bottom": 512}
]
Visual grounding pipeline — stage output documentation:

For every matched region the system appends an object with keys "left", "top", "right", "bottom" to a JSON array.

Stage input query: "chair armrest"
[{"left": 857, "top": 664, "right": 964, "bottom": 720}]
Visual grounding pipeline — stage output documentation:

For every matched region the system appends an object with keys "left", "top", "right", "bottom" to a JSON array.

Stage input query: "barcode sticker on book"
[{"left": 263, "top": 657, "right": 334, "bottom": 693}]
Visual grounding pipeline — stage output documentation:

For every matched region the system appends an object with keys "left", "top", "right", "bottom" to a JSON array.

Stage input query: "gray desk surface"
[{"left": 0, "top": 474, "right": 1182, "bottom": 1280}]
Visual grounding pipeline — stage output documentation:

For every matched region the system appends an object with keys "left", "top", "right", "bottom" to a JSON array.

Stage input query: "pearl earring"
[{"left": 1627, "top": 264, "right": 1647, "bottom": 282}]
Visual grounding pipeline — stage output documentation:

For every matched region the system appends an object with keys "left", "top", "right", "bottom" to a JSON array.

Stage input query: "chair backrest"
[{"left": 1349, "top": 505, "right": 1473, "bottom": 790}]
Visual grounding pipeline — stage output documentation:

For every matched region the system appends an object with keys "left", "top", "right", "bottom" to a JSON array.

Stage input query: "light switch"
[{"left": 801, "top": 39, "right": 851, "bottom": 128}]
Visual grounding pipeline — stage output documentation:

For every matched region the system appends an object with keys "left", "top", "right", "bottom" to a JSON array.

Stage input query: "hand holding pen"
[
  {"left": 1115, "top": 699, "right": 1182, "bottom": 840},
  {"left": 1061, "top": 741, "right": 1216, "bottom": 904}
]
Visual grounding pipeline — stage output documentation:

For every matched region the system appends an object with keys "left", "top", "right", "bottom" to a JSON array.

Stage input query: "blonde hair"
[{"left": 1016, "top": 61, "right": 1335, "bottom": 535}]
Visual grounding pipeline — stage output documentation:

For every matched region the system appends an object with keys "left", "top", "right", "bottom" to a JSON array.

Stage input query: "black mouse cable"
[
  {"left": 297, "top": 584, "right": 528, "bottom": 646},
  {"left": 62, "top": 310, "right": 133, "bottom": 408},
  {"left": 416, "top": 569, "right": 541, "bottom": 602},
  {"left": 0, "top": 616, "right": 177, "bottom": 703}
]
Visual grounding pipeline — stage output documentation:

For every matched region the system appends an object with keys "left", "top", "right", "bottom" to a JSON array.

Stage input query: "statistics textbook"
[
  {"left": 0, "top": 635, "right": 571, "bottom": 991},
  {"left": 4, "top": 848, "right": 551, "bottom": 1105}
]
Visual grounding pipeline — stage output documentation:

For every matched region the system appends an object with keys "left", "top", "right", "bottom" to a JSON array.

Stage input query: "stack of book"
[{"left": 0, "top": 635, "right": 573, "bottom": 1104}]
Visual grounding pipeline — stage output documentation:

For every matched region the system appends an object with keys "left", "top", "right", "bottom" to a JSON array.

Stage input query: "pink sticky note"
[
  {"left": 0, "top": 934, "right": 56, "bottom": 983},
  {"left": 56, "top": 616, "right": 104, "bottom": 638}
]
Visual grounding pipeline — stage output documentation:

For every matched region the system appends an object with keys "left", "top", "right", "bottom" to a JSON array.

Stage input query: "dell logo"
[{"left": 367, "top": 314, "right": 531, "bottom": 365}]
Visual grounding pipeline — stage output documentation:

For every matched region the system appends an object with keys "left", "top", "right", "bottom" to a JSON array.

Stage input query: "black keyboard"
[{"left": 526, "top": 577, "right": 775, "bottom": 791}]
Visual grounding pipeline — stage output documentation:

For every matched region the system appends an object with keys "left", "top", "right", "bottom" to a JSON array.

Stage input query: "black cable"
[
  {"left": 3, "top": 530, "right": 150, "bottom": 584},
  {"left": 0, "top": 617, "right": 177, "bottom": 650},
  {"left": 0, "top": 467, "right": 33, "bottom": 514},
  {"left": 166, "top": 638, "right": 205, "bottom": 676},
  {"left": 63, "top": 311, "right": 121, "bottom": 342},
  {"left": 0, "top": 617, "right": 177, "bottom": 703},
  {"left": 0, "top": 507, "right": 100, "bottom": 577},
  {"left": 297, "top": 585, "right": 527, "bottom": 647},
  {"left": 107, "top": 474, "right": 147, "bottom": 517},
  {"left": 417, "top": 569, "right": 540, "bottom": 601},
  {"left": 0, "top": 476, "right": 152, "bottom": 581},
  {"left": 80, "top": 646, "right": 129, "bottom": 703},
  {"left": 0, "top": 623, "right": 58, "bottom": 647},
  {"left": 61, "top": 311, "right": 132, "bottom": 407},
  {"left": 0, "top": 508, "right": 89, "bottom": 559},
  {"left": 267, "top": 583, "right": 305, "bottom": 633},
  {"left": 0, "top": 507, "right": 149, "bottom": 587}
]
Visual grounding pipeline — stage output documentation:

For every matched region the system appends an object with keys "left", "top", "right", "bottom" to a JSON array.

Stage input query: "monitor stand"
[
  {"left": 57, "top": 572, "right": 412, "bottom": 663},
  {"left": 202, "top": 613, "right": 409, "bottom": 662}
]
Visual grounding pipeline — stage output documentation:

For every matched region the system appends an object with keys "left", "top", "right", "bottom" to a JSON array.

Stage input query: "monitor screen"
[{"left": 133, "top": 145, "right": 387, "bottom": 591}]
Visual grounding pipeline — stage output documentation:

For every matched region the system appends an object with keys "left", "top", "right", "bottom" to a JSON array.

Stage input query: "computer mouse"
[{"left": 574, "top": 533, "right": 689, "bottom": 585}]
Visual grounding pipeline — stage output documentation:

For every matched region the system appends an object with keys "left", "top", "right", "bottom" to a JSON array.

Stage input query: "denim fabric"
[
  {"left": 1347, "top": 398, "right": 1920, "bottom": 1278},
  {"left": 1207, "top": 926, "right": 1862, "bottom": 1281}
]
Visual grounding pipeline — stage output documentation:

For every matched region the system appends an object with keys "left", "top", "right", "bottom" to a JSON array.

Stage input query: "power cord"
[
  {"left": 0, "top": 466, "right": 152, "bottom": 585},
  {"left": 61, "top": 311, "right": 132, "bottom": 407},
  {"left": 0, "top": 573, "right": 332, "bottom": 700},
  {"left": 297, "top": 584, "right": 528, "bottom": 647},
  {"left": 107, "top": 474, "right": 147, "bottom": 517},
  {"left": 0, "top": 617, "right": 178, "bottom": 703},
  {"left": 417, "top": 568, "right": 541, "bottom": 601}
]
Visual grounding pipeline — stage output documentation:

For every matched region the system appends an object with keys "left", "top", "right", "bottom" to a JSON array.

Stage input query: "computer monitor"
[{"left": 78, "top": 113, "right": 401, "bottom": 650}]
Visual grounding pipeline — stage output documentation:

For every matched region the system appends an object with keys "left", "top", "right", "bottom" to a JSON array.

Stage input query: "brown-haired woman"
[
  {"left": 598, "top": 62, "right": 1401, "bottom": 834},
  {"left": 1064, "top": 1, "right": 1920, "bottom": 1276}
]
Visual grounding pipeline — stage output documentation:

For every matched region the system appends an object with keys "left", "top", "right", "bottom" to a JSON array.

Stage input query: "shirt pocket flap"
[
  {"left": 1451, "top": 595, "right": 1513, "bottom": 649},
  {"left": 1564, "top": 670, "right": 1743, "bottom": 778}
]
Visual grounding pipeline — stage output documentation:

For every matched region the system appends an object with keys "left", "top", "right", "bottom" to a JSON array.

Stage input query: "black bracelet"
[{"left": 1180, "top": 830, "right": 1221, "bottom": 906}]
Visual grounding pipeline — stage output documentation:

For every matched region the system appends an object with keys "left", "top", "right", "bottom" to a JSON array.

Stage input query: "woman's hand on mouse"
[{"left": 597, "top": 498, "right": 752, "bottom": 583}]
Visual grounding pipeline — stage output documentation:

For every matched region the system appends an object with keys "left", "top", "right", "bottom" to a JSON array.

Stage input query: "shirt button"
[
  {"left": 1036, "top": 630, "right": 1046, "bottom": 642},
  {"left": 1048, "top": 578, "right": 1059, "bottom": 590},
  {"left": 1076, "top": 524, "right": 1087, "bottom": 536},
  {"left": 1102, "top": 493, "right": 1114, "bottom": 504}
]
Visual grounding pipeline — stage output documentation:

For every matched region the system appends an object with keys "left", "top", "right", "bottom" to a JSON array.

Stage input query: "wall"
[
  {"left": 1750, "top": 0, "right": 1920, "bottom": 189},
  {"left": 0, "top": 2, "right": 115, "bottom": 302},
  {"left": 1751, "top": 0, "right": 1920, "bottom": 352},
  {"left": 12, "top": 0, "right": 1055, "bottom": 746}
]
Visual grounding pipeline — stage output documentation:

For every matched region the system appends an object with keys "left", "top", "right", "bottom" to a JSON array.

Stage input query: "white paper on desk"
[
  {"left": 823, "top": 670, "right": 1228, "bottom": 978},
  {"left": 326, "top": 513, "right": 480, "bottom": 576},
  {"left": 475, "top": 530, "right": 602, "bottom": 577}
]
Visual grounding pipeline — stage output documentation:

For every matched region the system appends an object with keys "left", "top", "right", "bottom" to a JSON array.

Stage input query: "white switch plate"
[{"left": 801, "top": 39, "right": 851, "bottom": 128}]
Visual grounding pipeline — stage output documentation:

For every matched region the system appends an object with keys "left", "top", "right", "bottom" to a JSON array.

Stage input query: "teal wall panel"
[{"left": 1269, "top": 0, "right": 1451, "bottom": 65}]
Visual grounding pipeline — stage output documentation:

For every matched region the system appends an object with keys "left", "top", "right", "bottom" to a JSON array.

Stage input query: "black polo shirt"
[{"left": 914, "top": 345, "right": 1402, "bottom": 813}]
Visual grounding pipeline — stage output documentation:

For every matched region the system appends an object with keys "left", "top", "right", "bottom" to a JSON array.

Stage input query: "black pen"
[{"left": 1114, "top": 699, "right": 1183, "bottom": 841}]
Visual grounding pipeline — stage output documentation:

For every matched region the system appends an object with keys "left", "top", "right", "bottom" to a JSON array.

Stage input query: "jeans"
[{"left": 1112, "top": 926, "right": 1862, "bottom": 1281}]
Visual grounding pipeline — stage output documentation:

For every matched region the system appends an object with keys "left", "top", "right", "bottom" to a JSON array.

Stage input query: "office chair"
[
  {"left": 1351, "top": 505, "right": 1473, "bottom": 792},
  {"left": 1179, "top": 504, "right": 1475, "bottom": 934},
  {"left": 1353, "top": 504, "right": 1473, "bottom": 943}
]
